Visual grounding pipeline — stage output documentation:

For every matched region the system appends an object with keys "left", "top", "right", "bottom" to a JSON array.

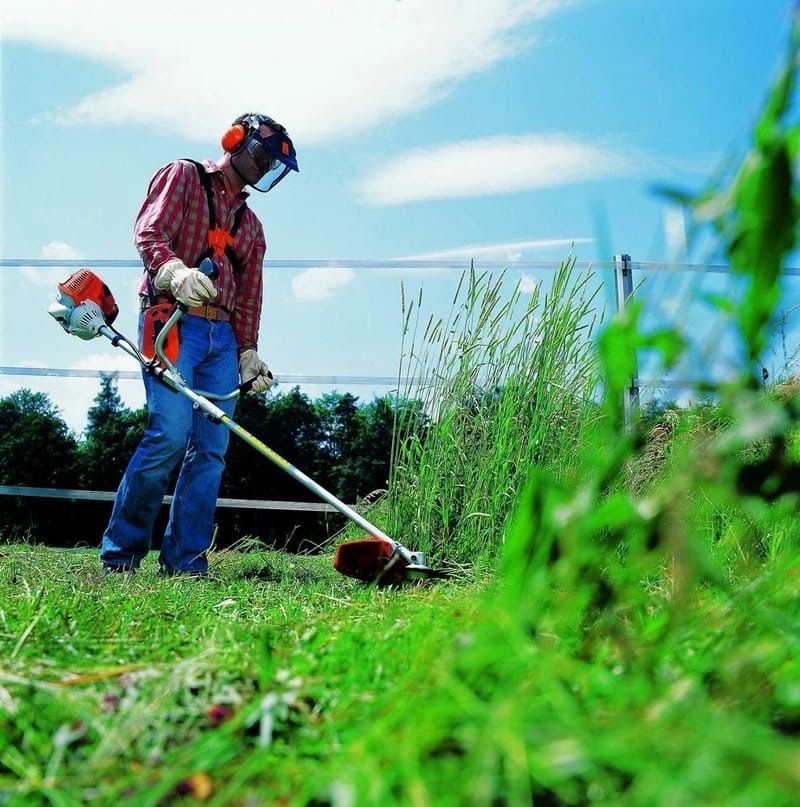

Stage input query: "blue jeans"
[{"left": 101, "top": 312, "right": 239, "bottom": 573}]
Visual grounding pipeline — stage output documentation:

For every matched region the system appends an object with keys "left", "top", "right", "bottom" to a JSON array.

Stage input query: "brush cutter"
[{"left": 47, "top": 263, "right": 447, "bottom": 585}]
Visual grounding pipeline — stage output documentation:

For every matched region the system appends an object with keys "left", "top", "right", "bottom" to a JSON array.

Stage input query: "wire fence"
[{"left": 1, "top": 255, "right": 799, "bottom": 510}]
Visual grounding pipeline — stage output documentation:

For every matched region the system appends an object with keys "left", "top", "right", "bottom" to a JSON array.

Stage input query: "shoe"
[{"left": 102, "top": 564, "right": 136, "bottom": 575}]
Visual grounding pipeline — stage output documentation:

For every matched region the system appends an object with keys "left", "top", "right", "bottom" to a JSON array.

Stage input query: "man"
[{"left": 100, "top": 113, "right": 299, "bottom": 576}]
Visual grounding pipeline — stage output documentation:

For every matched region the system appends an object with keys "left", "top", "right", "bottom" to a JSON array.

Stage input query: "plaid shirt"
[{"left": 135, "top": 158, "right": 267, "bottom": 352}]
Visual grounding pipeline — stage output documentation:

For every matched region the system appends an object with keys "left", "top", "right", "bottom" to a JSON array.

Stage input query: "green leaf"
[
  {"left": 645, "top": 329, "right": 685, "bottom": 369},
  {"left": 701, "top": 293, "right": 737, "bottom": 315},
  {"left": 598, "top": 302, "right": 642, "bottom": 396}
]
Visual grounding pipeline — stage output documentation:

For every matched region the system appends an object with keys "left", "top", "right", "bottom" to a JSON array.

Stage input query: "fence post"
[{"left": 613, "top": 253, "right": 639, "bottom": 427}]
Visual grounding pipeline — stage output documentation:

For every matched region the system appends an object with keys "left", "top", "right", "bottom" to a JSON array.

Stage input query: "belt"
[
  {"left": 185, "top": 305, "right": 232, "bottom": 322},
  {"left": 139, "top": 298, "right": 231, "bottom": 322}
]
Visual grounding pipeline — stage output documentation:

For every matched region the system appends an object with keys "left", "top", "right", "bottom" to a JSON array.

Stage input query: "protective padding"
[
  {"left": 333, "top": 538, "right": 407, "bottom": 583},
  {"left": 141, "top": 302, "right": 179, "bottom": 363}
]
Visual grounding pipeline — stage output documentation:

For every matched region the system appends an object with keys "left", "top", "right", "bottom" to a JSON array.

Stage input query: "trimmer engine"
[{"left": 48, "top": 269, "right": 119, "bottom": 340}]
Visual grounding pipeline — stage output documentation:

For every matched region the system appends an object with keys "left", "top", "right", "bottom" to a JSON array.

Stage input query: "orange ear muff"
[{"left": 221, "top": 124, "right": 246, "bottom": 153}]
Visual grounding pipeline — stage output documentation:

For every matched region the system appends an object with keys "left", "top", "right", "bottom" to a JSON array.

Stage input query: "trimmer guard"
[{"left": 334, "top": 538, "right": 448, "bottom": 586}]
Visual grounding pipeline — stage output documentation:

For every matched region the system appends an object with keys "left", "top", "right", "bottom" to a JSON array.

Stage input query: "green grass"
[
  {"left": 3, "top": 509, "right": 800, "bottom": 805},
  {"left": 0, "top": 251, "right": 612, "bottom": 804},
  {"left": 0, "top": 545, "right": 486, "bottom": 804}
]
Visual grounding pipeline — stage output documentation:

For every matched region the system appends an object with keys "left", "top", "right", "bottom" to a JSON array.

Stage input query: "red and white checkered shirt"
[{"left": 134, "top": 158, "right": 267, "bottom": 352}]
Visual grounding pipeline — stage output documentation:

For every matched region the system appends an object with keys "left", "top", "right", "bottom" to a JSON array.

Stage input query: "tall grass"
[{"left": 386, "top": 256, "right": 603, "bottom": 566}]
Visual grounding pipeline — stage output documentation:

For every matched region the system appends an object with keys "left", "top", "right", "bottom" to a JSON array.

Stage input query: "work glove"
[
  {"left": 239, "top": 349, "right": 273, "bottom": 394},
  {"left": 154, "top": 258, "right": 216, "bottom": 307}
]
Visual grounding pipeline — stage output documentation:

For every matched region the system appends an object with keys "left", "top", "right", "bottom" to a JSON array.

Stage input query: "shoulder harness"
[
  {"left": 144, "top": 160, "right": 248, "bottom": 306},
  {"left": 185, "top": 159, "right": 247, "bottom": 273}
]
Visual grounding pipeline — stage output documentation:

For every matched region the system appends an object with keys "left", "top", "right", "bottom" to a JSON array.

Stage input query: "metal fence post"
[{"left": 613, "top": 253, "right": 639, "bottom": 427}]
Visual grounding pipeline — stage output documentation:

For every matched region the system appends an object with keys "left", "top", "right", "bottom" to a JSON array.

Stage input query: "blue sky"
[{"left": 1, "top": 0, "right": 797, "bottom": 432}]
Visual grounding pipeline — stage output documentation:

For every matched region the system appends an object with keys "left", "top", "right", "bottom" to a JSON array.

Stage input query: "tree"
[
  {"left": 336, "top": 395, "right": 427, "bottom": 502},
  {"left": 0, "top": 389, "right": 82, "bottom": 542},
  {"left": 219, "top": 387, "right": 335, "bottom": 551},
  {"left": 0, "top": 382, "right": 427, "bottom": 551},
  {"left": 223, "top": 386, "right": 323, "bottom": 501},
  {"left": 0, "top": 389, "right": 79, "bottom": 487},
  {"left": 314, "top": 391, "right": 360, "bottom": 491},
  {"left": 79, "top": 375, "right": 147, "bottom": 490}
]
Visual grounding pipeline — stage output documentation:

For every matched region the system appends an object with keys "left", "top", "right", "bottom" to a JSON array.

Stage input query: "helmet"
[{"left": 223, "top": 113, "right": 299, "bottom": 193}]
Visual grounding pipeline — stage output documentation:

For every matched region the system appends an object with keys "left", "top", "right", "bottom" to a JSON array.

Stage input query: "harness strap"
[
  {"left": 144, "top": 267, "right": 167, "bottom": 308},
  {"left": 184, "top": 159, "right": 247, "bottom": 271}
]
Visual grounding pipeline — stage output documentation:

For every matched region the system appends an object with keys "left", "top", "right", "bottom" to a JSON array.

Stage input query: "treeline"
[{"left": 0, "top": 378, "right": 424, "bottom": 552}]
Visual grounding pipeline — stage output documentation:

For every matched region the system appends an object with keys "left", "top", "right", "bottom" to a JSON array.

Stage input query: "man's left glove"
[{"left": 239, "top": 349, "right": 273, "bottom": 393}]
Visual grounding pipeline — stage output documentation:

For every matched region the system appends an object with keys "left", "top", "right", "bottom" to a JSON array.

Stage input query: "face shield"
[{"left": 231, "top": 125, "right": 299, "bottom": 193}]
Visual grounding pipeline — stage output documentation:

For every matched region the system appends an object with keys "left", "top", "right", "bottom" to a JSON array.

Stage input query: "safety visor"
[{"left": 244, "top": 129, "right": 299, "bottom": 192}]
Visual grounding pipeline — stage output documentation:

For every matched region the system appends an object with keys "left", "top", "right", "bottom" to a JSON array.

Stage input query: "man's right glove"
[
  {"left": 239, "top": 349, "right": 273, "bottom": 394},
  {"left": 154, "top": 258, "right": 216, "bottom": 307}
]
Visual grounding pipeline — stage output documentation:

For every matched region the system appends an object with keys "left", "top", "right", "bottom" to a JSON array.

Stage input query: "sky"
[{"left": 1, "top": 0, "right": 798, "bottom": 433}]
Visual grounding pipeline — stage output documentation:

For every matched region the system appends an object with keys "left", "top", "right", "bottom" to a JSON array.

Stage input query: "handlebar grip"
[
  {"left": 197, "top": 258, "right": 219, "bottom": 280},
  {"left": 238, "top": 371, "right": 273, "bottom": 396}
]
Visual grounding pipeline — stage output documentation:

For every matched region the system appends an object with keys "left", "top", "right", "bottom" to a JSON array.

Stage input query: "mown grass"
[
  {"left": 3, "top": 499, "right": 800, "bottom": 806},
  {"left": 0, "top": 545, "right": 487, "bottom": 804}
]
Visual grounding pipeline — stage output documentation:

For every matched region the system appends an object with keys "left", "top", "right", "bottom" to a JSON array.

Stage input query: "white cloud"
[
  {"left": 41, "top": 241, "right": 83, "bottom": 260},
  {"left": 356, "top": 133, "right": 643, "bottom": 205},
  {"left": 519, "top": 275, "right": 540, "bottom": 293},
  {"left": 0, "top": 352, "right": 143, "bottom": 435},
  {"left": 19, "top": 265, "right": 69, "bottom": 289},
  {"left": 14, "top": 243, "right": 86, "bottom": 289},
  {"left": 74, "top": 350, "right": 141, "bottom": 375},
  {"left": 3, "top": 0, "right": 573, "bottom": 145},
  {"left": 291, "top": 267, "right": 356, "bottom": 301},
  {"left": 400, "top": 237, "right": 593, "bottom": 261},
  {"left": 663, "top": 207, "right": 687, "bottom": 259}
]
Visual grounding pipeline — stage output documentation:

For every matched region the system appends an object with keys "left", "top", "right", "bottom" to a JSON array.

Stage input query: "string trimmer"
[{"left": 47, "top": 263, "right": 447, "bottom": 585}]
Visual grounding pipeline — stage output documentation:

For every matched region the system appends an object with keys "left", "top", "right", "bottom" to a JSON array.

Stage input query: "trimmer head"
[{"left": 334, "top": 538, "right": 448, "bottom": 586}]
